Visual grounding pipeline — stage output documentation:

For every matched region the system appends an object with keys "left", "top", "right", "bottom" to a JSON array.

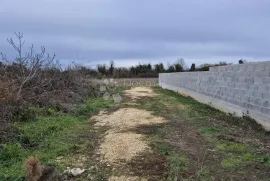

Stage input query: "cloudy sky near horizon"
[{"left": 0, "top": 0, "right": 270, "bottom": 68}]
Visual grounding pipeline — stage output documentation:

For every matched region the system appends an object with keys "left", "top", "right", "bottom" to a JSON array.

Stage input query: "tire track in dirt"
[{"left": 91, "top": 87, "right": 166, "bottom": 181}]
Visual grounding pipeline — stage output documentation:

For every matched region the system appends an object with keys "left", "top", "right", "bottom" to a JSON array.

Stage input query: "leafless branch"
[{"left": 6, "top": 32, "right": 56, "bottom": 100}]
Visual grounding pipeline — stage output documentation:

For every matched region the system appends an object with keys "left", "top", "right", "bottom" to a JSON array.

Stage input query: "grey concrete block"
[
  {"left": 235, "top": 82, "right": 249, "bottom": 89},
  {"left": 263, "top": 77, "right": 270, "bottom": 84},
  {"left": 250, "top": 91, "right": 263, "bottom": 99},
  {"left": 250, "top": 98, "right": 264, "bottom": 107},
  {"left": 245, "top": 77, "right": 254, "bottom": 84},
  {"left": 232, "top": 65, "right": 240, "bottom": 72},
  {"left": 234, "top": 95, "right": 242, "bottom": 101},
  {"left": 261, "top": 107, "right": 270, "bottom": 115},
  {"left": 242, "top": 102, "right": 250, "bottom": 109},
  {"left": 264, "top": 62, "right": 270, "bottom": 70},
  {"left": 254, "top": 78, "right": 264, "bottom": 85},
  {"left": 241, "top": 95, "right": 251, "bottom": 103},
  {"left": 253, "top": 70, "right": 270, "bottom": 77},
  {"left": 249, "top": 84, "right": 259, "bottom": 92},
  {"left": 247, "top": 65, "right": 256, "bottom": 71},
  {"left": 227, "top": 82, "right": 235, "bottom": 88},
  {"left": 234, "top": 88, "right": 245, "bottom": 95},
  {"left": 262, "top": 93, "right": 270, "bottom": 100},
  {"left": 263, "top": 101, "right": 269, "bottom": 108},
  {"left": 239, "top": 65, "right": 248, "bottom": 72},
  {"left": 223, "top": 71, "right": 236, "bottom": 77},
  {"left": 258, "top": 85, "right": 269, "bottom": 93},
  {"left": 248, "top": 103, "right": 263, "bottom": 113},
  {"left": 255, "top": 63, "right": 266, "bottom": 71}
]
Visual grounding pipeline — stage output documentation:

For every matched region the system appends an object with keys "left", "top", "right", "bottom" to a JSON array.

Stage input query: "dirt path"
[
  {"left": 86, "top": 86, "right": 270, "bottom": 181},
  {"left": 91, "top": 87, "right": 166, "bottom": 181}
]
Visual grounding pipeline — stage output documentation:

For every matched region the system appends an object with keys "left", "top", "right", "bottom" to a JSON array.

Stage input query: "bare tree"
[
  {"left": 2, "top": 32, "right": 56, "bottom": 100},
  {"left": 175, "top": 58, "right": 186, "bottom": 70}
]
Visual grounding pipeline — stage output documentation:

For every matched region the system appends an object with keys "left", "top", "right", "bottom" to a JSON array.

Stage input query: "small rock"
[
  {"left": 56, "top": 156, "right": 63, "bottom": 160},
  {"left": 63, "top": 167, "right": 85, "bottom": 176},
  {"left": 63, "top": 167, "right": 71, "bottom": 174},
  {"left": 71, "top": 168, "right": 85, "bottom": 176}
]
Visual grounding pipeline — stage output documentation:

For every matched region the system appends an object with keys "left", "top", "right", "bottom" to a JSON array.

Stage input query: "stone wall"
[{"left": 159, "top": 61, "right": 270, "bottom": 130}]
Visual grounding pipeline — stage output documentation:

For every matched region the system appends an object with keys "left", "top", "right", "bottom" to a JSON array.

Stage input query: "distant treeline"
[{"left": 93, "top": 59, "right": 239, "bottom": 78}]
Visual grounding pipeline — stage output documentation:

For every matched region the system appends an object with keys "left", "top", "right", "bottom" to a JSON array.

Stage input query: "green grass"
[
  {"left": 153, "top": 131, "right": 189, "bottom": 180},
  {"left": 196, "top": 169, "right": 212, "bottom": 181},
  {"left": 221, "top": 154, "right": 270, "bottom": 169},
  {"left": 221, "top": 156, "right": 243, "bottom": 168},
  {"left": 217, "top": 142, "right": 247, "bottom": 153},
  {"left": 144, "top": 86, "right": 270, "bottom": 179},
  {"left": 167, "top": 155, "right": 188, "bottom": 181},
  {"left": 75, "top": 97, "right": 113, "bottom": 117},
  {"left": 152, "top": 87, "right": 268, "bottom": 129},
  {"left": 150, "top": 87, "right": 225, "bottom": 122},
  {"left": 157, "top": 143, "right": 171, "bottom": 155},
  {"left": 200, "top": 126, "right": 230, "bottom": 135},
  {"left": 0, "top": 97, "right": 113, "bottom": 180},
  {"left": 152, "top": 127, "right": 189, "bottom": 180}
]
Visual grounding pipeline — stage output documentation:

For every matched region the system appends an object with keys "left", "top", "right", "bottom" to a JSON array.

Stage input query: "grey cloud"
[{"left": 1, "top": 0, "right": 270, "bottom": 66}]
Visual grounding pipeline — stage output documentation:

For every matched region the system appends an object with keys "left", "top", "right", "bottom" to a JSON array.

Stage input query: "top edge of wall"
[
  {"left": 209, "top": 61, "right": 270, "bottom": 72},
  {"left": 158, "top": 61, "right": 270, "bottom": 75}
]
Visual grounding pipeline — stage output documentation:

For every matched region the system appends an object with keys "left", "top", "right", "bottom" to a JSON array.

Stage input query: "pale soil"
[
  {"left": 109, "top": 176, "right": 148, "bottom": 181},
  {"left": 124, "top": 86, "right": 158, "bottom": 100},
  {"left": 91, "top": 87, "right": 166, "bottom": 180}
]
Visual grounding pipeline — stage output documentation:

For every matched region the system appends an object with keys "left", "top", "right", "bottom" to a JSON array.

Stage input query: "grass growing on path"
[
  {"left": 0, "top": 97, "right": 113, "bottom": 180},
  {"left": 130, "top": 86, "right": 270, "bottom": 180}
]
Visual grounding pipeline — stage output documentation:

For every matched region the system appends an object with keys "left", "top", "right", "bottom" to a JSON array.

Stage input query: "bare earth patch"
[
  {"left": 93, "top": 108, "right": 166, "bottom": 130},
  {"left": 124, "top": 87, "right": 158, "bottom": 100},
  {"left": 85, "top": 86, "right": 270, "bottom": 180},
  {"left": 100, "top": 132, "right": 149, "bottom": 163},
  {"left": 91, "top": 87, "right": 166, "bottom": 180},
  {"left": 109, "top": 176, "right": 148, "bottom": 181}
]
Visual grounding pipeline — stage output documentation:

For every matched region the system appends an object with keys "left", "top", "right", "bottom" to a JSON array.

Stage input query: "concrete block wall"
[{"left": 159, "top": 61, "right": 270, "bottom": 130}]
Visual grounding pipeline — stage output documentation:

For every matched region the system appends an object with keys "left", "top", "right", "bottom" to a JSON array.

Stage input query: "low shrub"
[
  {"left": 0, "top": 143, "right": 26, "bottom": 166},
  {"left": 11, "top": 104, "right": 37, "bottom": 123}
]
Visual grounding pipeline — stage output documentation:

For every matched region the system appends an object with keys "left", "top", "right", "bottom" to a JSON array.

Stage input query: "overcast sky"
[{"left": 0, "top": 0, "right": 270, "bottom": 68}]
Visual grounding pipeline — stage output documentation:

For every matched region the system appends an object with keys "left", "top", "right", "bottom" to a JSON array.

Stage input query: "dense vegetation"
[
  {"left": 0, "top": 33, "right": 104, "bottom": 145},
  {"left": 0, "top": 97, "right": 114, "bottom": 180},
  {"left": 0, "top": 33, "right": 116, "bottom": 180}
]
